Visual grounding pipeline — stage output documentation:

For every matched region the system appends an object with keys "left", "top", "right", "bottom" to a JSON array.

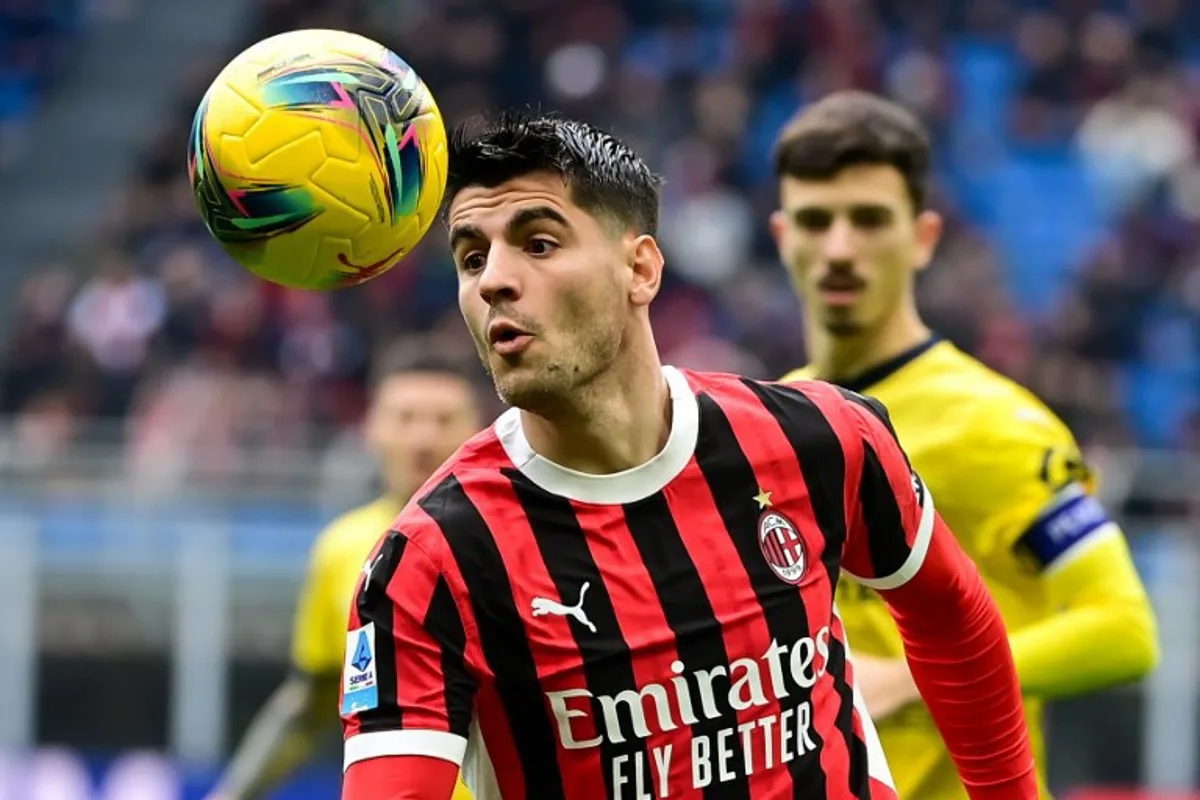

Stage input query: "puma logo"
[
  {"left": 360, "top": 554, "right": 383, "bottom": 593},
  {"left": 531, "top": 582, "right": 596, "bottom": 633}
]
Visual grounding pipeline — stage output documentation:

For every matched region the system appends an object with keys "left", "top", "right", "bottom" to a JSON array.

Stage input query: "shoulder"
[
  {"left": 383, "top": 422, "right": 517, "bottom": 566},
  {"left": 683, "top": 368, "right": 882, "bottom": 459},
  {"left": 900, "top": 351, "right": 1095, "bottom": 548},
  {"left": 308, "top": 497, "right": 398, "bottom": 568},
  {"left": 684, "top": 366, "right": 851, "bottom": 407},
  {"left": 679, "top": 367, "right": 849, "bottom": 420},
  {"left": 936, "top": 353, "right": 1082, "bottom": 475}
]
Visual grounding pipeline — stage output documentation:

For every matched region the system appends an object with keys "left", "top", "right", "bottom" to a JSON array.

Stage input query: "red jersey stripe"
[
  {"left": 689, "top": 383, "right": 835, "bottom": 796},
  {"left": 662, "top": 458, "right": 795, "bottom": 798},
  {"left": 397, "top": 499, "right": 527, "bottom": 798},
  {"left": 713, "top": 377, "right": 864, "bottom": 797},
  {"left": 572, "top": 501, "right": 705, "bottom": 800},
  {"left": 418, "top": 474, "right": 566, "bottom": 798},
  {"left": 456, "top": 473, "right": 608, "bottom": 798},
  {"left": 390, "top": 540, "right": 451, "bottom": 731}
]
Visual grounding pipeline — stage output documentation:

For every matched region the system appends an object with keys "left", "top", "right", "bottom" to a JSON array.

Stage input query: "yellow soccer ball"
[{"left": 187, "top": 29, "right": 447, "bottom": 290}]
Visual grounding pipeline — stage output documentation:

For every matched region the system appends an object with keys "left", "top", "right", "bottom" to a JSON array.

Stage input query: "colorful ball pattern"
[{"left": 187, "top": 29, "right": 448, "bottom": 290}]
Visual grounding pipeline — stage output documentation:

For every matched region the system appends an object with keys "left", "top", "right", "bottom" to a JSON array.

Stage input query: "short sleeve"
[
  {"left": 839, "top": 393, "right": 936, "bottom": 590},
  {"left": 341, "top": 529, "right": 477, "bottom": 772}
]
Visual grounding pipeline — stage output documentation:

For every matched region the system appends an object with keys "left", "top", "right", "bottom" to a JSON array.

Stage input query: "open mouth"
[
  {"left": 488, "top": 320, "right": 528, "bottom": 344},
  {"left": 487, "top": 320, "right": 534, "bottom": 355}
]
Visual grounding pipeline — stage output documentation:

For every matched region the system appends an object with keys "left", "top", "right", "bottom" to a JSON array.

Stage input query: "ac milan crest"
[{"left": 757, "top": 506, "right": 807, "bottom": 584}]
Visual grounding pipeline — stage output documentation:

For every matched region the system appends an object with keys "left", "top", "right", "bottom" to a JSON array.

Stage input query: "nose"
[
  {"left": 405, "top": 418, "right": 438, "bottom": 450},
  {"left": 477, "top": 246, "right": 522, "bottom": 306},
  {"left": 820, "top": 216, "right": 857, "bottom": 263},
  {"left": 398, "top": 423, "right": 443, "bottom": 472}
]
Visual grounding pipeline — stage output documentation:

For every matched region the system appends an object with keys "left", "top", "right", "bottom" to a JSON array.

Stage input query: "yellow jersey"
[
  {"left": 291, "top": 496, "right": 474, "bottom": 800},
  {"left": 782, "top": 338, "right": 1157, "bottom": 800}
]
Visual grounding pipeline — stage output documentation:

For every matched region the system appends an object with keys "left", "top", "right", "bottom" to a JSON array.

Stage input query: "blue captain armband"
[{"left": 1016, "top": 484, "right": 1117, "bottom": 571}]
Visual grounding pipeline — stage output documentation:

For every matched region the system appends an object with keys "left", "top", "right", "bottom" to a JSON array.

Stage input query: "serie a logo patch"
[{"left": 341, "top": 622, "right": 379, "bottom": 715}]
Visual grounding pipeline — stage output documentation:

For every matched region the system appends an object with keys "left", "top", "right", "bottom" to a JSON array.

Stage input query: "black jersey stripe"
[
  {"left": 694, "top": 393, "right": 826, "bottom": 796},
  {"left": 859, "top": 441, "right": 913, "bottom": 580},
  {"left": 505, "top": 469, "right": 647, "bottom": 800},
  {"left": 623, "top": 492, "right": 752, "bottom": 800},
  {"left": 835, "top": 387, "right": 899, "bottom": 440},
  {"left": 354, "top": 529, "right": 405, "bottom": 734},
  {"left": 424, "top": 574, "right": 476, "bottom": 738},
  {"left": 744, "top": 380, "right": 871, "bottom": 799},
  {"left": 828, "top": 627, "right": 871, "bottom": 800},
  {"left": 420, "top": 474, "right": 566, "bottom": 800},
  {"left": 743, "top": 379, "right": 850, "bottom": 575}
]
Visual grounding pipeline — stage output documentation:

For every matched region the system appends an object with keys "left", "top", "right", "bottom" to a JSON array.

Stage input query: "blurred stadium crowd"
[
  {"left": 2, "top": 2, "right": 1199, "bottom": 798},
  {"left": 3, "top": 0, "right": 1200, "bottom": 480}
]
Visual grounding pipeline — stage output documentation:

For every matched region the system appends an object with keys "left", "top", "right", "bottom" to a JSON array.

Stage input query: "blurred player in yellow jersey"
[
  {"left": 769, "top": 91, "right": 1160, "bottom": 799},
  {"left": 205, "top": 340, "right": 482, "bottom": 800}
]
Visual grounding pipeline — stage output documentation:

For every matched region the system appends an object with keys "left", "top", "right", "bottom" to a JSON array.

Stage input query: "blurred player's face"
[
  {"left": 449, "top": 172, "right": 656, "bottom": 413},
  {"left": 770, "top": 164, "right": 941, "bottom": 337},
  {"left": 365, "top": 372, "right": 479, "bottom": 500}
]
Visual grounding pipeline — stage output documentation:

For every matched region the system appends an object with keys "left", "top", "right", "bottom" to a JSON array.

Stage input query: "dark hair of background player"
[
  {"left": 444, "top": 112, "right": 664, "bottom": 236},
  {"left": 771, "top": 90, "right": 932, "bottom": 214},
  {"left": 369, "top": 336, "right": 482, "bottom": 393}
]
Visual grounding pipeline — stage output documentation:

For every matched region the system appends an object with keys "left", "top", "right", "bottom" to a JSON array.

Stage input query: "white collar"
[{"left": 494, "top": 365, "right": 699, "bottom": 504}]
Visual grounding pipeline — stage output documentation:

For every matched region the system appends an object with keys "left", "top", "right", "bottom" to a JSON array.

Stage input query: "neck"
[
  {"left": 520, "top": 342, "right": 670, "bottom": 476},
  {"left": 806, "top": 301, "right": 931, "bottom": 384}
]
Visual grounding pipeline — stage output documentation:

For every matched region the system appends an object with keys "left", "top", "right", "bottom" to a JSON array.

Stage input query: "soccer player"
[
  {"left": 338, "top": 113, "right": 1039, "bottom": 800},
  {"left": 770, "top": 91, "right": 1160, "bottom": 799},
  {"left": 204, "top": 342, "right": 481, "bottom": 800}
]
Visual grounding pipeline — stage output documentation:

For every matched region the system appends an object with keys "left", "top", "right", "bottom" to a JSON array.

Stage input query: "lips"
[
  {"left": 487, "top": 319, "right": 531, "bottom": 346},
  {"left": 487, "top": 319, "right": 535, "bottom": 357},
  {"left": 818, "top": 275, "right": 866, "bottom": 293}
]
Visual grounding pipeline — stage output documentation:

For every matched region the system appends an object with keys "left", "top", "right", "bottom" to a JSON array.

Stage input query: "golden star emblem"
[{"left": 753, "top": 488, "right": 773, "bottom": 509}]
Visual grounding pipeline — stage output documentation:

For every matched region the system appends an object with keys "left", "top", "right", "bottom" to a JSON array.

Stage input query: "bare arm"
[{"left": 208, "top": 670, "right": 341, "bottom": 800}]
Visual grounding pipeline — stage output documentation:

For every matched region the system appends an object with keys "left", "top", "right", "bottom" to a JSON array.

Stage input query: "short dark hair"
[
  {"left": 772, "top": 91, "right": 932, "bottom": 212},
  {"left": 444, "top": 112, "right": 663, "bottom": 235},
  {"left": 369, "top": 337, "right": 480, "bottom": 393}
]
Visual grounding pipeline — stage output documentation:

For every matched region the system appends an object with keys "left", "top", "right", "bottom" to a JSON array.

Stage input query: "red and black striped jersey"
[{"left": 338, "top": 366, "right": 991, "bottom": 800}]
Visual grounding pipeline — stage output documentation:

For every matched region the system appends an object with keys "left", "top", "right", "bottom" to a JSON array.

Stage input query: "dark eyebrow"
[
  {"left": 507, "top": 205, "right": 571, "bottom": 233},
  {"left": 449, "top": 206, "right": 571, "bottom": 254},
  {"left": 789, "top": 202, "right": 893, "bottom": 219},
  {"left": 448, "top": 223, "right": 485, "bottom": 253},
  {"left": 789, "top": 201, "right": 892, "bottom": 214}
]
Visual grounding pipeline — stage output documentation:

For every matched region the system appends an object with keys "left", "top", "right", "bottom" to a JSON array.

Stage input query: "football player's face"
[
  {"left": 449, "top": 172, "right": 630, "bottom": 412},
  {"left": 770, "top": 164, "right": 940, "bottom": 337},
  {"left": 366, "top": 372, "right": 479, "bottom": 499}
]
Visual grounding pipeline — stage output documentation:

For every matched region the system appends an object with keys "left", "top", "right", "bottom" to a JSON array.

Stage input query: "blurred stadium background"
[{"left": 0, "top": 0, "right": 1198, "bottom": 798}]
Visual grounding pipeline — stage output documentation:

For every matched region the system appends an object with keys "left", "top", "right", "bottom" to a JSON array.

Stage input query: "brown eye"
[
  {"left": 461, "top": 252, "right": 486, "bottom": 273},
  {"left": 794, "top": 209, "right": 833, "bottom": 232},
  {"left": 527, "top": 238, "right": 558, "bottom": 256},
  {"left": 850, "top": 206, "right": 892, "bottom": 229}
]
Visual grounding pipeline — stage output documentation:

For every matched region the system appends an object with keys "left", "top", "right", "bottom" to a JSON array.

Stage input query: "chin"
[
  {"left": 824, "top": 321, "right": 866, "bottom": 337},
  {"left": 821, "top": 309, "right": 866, "bottom": 337},
  {"left": 492, "top": 372, "right": 568, "bottom": 414}
]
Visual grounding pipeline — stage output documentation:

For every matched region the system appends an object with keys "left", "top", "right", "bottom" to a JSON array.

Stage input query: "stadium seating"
[{"left": 1, "top": 0, "right": 1197, "bottom": 455}]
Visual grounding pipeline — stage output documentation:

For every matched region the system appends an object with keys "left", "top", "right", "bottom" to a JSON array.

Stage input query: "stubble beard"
[
  {"left": 823, "top": 318, "right": 865, "bottom": 337},
  {"left": 479, "top": 321, "right": 625, "bottom": 417}
]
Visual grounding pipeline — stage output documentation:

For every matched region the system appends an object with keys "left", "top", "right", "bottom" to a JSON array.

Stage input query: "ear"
[
  {"left": 627, "top": 233, "right": 664, "bottom": 307},
  {"left": 912, "top": 210, "right": 943, "bottom": 272},
  {"left": 362, "top": 387, "right": 386, "bottom": 453},
  {"left": 362, "top": 403, "right": 381, "bottom": 451},
  {"left": 769, "top": 209, "right": 789, "bottom": 254}
]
